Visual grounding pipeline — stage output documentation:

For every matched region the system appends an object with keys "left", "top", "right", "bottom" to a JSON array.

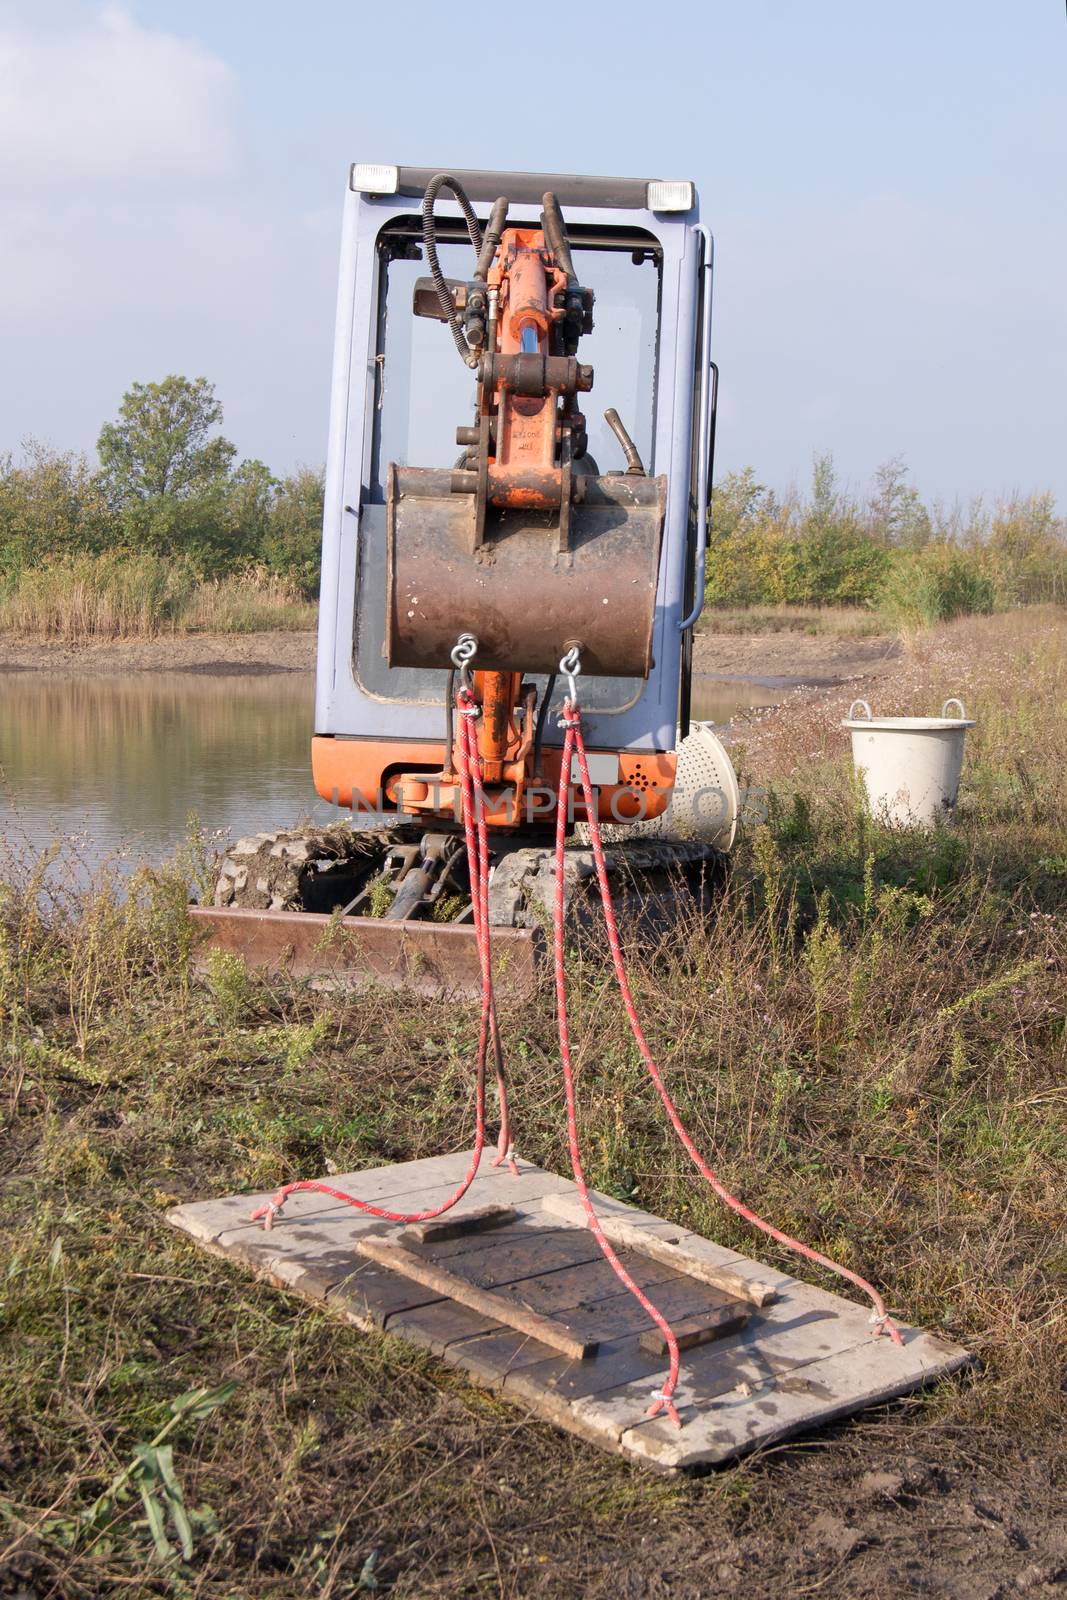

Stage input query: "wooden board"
[
  {"left": 541, "top": 1191, "right": 778, "bottom": 1307},
  {"left": 639, "top": 1302, "right": 752, "bottom": 1357},
  {"left": 167, "top": 1151, "right": 971, "bottom": 1472},
  {"left": 399, "top": 1203, "right": 516, "bottom": 1246},
  {"left": 356, "top": 1235, "right": 599, "bottom": 1361}
]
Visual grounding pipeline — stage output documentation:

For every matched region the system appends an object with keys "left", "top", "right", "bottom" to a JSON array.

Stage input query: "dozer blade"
[
  {"left": 199, "top": 824, "right": 541, "bottom": 997},
  {"left": 188, "top": 905, "right": 543, "bottom": 998}
]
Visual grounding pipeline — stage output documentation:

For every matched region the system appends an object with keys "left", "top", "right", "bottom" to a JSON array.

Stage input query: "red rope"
[
  {"left": 250, "top": 673, "right": 898, "bottom": 1432},
  {"left": 554, "top": 711, "right": 683, "bottom": 1426},
  {"left": 250, "top": 687, "right": 496, "bottom": 1231},
  {"left": 562, "top": 698, "right": 902, "bottom": 1347}
]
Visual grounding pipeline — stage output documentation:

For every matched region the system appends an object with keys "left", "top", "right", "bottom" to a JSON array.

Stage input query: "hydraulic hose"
[
  {"left": 540, "top": 191, "right": 577, "bottom": 284},
  {"left": 533, "top": 673, "right": 557, "bottom": 776},
  {"left": 474, "top": 196, "right": 509, "bottom": 282},
  {"left": 422, "top": 173, "right": 486, "bottom": 368}
]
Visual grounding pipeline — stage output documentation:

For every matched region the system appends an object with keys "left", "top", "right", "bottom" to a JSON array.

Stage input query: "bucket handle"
[
  {"left": 848, "top": 699, "right": 873, "bottom": 721},
  {"left": 941, "top": 698, "right": 967, "bottom": 720}
]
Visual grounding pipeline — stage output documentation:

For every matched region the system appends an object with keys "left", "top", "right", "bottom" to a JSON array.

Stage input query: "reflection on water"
[
  {"left": 0, "top": 671, "right": 768, "bottom": 871},
  {"left": 689, "top": 676, "right": 773, "bottom": 725},
  {"left": 0, "top": 672, "right": 332, "bottom": 871}
]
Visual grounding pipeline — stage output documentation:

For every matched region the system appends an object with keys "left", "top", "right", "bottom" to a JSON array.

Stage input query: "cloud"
[
  {"left": 0, "top": 5, "right": 334, "bottom": 472},
  {"left": 0, "top": 2, "right": 241, "bottom": 190}
]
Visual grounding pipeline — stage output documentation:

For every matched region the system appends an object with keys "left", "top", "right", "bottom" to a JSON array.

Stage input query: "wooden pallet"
[{"left": 167, "top": 1152, "right": 970, "bottom": 1471}]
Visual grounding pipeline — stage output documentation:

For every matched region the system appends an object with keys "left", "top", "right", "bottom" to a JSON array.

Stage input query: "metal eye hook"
[
  {"left": 559, "top": 643, "right": 582, "bottom": 705},
  {"left": 451, "top": 632, "right": 478, "bottom": 693}
]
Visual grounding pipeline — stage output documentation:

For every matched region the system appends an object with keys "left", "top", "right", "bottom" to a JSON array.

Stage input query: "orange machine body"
[{"left": 312, "top": 737, "right": 677, "bottom": 832}]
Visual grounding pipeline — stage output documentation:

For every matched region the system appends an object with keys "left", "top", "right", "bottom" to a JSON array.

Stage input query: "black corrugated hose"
[{"left": 422, "top": 173, "right": 485, "bottom": 368}]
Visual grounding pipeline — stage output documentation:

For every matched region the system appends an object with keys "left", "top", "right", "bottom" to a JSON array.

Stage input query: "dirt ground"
[
  {"left": 693, "top": 627, "right": 900, "bottom": 684},
  {"left": 0, "top": 627, "right": 899, "bottom": 686},
  {"left": 581, "top": 1424, "right": 1067, "bottom": 1600},
  {"left": 0, "top": 629, "right": 316, "bottom": 676}
]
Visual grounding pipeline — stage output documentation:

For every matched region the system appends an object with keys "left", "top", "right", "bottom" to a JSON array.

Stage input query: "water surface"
[{"left": 0, "top": 671, "right": 768, "bottom": 872}]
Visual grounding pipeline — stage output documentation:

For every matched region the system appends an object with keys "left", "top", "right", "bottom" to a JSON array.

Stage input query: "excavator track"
[
  {"left": 211, "top": 824, "right": 417, "bottom": 915},
  {"left": 206, "top": 824, "right": 723, "bottom": 945}
]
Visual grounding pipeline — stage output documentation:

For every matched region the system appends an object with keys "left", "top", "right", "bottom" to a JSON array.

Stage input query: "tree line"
[
  {"left": 707, "top": 454, "right": 1066, "bottom": 623},
  {"left": 2, "top": 375, "right": 1064, "bottom": 629},
  {"left": 0, "top": 376, "right": 324, "bottom": 599}
]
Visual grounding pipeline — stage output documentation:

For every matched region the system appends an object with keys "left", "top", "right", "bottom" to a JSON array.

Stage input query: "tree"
[
  {"left": 260, "top": 465, "right": 325, "bottom": 597},
  {"left": 97, "top": 376, "right": 236, "bottom": 506},
  {"left": 0, "top": 439, "right": 116, "bottom": 572},
  {"left": 703, "top": 468, "right": 787, "bottom": 605},
  {"left": 224, "top": 458, "right": 278, "bottom": 560},
  {"left": 796, "top": 454, "right": 888, "bottom": 605},
  {"left": 866, "top": 456, "right": 931, "bottom": 548}
]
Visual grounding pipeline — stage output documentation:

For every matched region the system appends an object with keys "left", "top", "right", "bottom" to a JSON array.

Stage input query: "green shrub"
[
  {"left": 879, "top": 545, "right": 996, "bottom": 627},
  {"left": 706, "top": 458, "right": 889, "bottom": 608}
]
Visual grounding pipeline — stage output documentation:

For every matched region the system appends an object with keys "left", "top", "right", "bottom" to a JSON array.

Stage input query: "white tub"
[{"left": 842, "top": 698, "right": 976, "bottom": 827}]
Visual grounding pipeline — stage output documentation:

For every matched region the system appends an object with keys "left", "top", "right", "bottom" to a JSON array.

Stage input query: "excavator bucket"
[{"left": 385, "top": 465, "right": 666, "bottom": 678}]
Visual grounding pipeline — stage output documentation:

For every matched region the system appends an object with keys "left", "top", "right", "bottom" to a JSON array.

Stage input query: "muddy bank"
[
  {"left": 0, "top": 626, "right": 898, "bottom": 684},
  {"left": 693, "top": 626, "right": 899, "bottom": 684},
  {"left": 0, "top": 628, "right": 317, "bottom": 676}
]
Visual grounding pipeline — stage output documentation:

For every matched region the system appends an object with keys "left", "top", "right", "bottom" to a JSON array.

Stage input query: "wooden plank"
[
  {"left": 383, "top": 1297, "right": 505, "bottom": 1356},
  {"left": 638, "top": 1299, "right": 752, "bottom": 1357},
  {"left": 423, "top": 1268, "right": 709, "bottom": 1407},
  {"left": 551, "top": 1273, "right": 728, "bottom": 1343},
  {"left": 503, "top": 1337, "right": 659, "bottom": 1409},
  {"left": 168, "top": 1151, "right": 573, "bottom": 1246},
  {"left": 500, "top": 1278, "right": 743, "bottom": 1400},
  {"left": 399, "top": 1203, "right": 517, "bottom": 1246},
  {"left": 566, "top": 1291, "right": 917, "bottom": 1450},
  {"left": 493, "top": 1252, "right": 682, "bottom": 1318},
  {"left": 541, "top": 1192, "right": 777, "bottom": 1307},
  {"left": 436, "top": 1326, "right": 561, "bottom": 1388},
  {"left": 620, "top": 1329, "right": 973, "bottom": 1470},
  {"left": 168, "top": 1152, "right": 971, "bottom": 1471},
  {"left": 426, "top": 1226, "right": 603, "bottom": 1289},
  {"left": 356, "top": 1237, "right": 598, "bottom": 1362},
  {"left": 325, "top": 1257, "right": 445, "bottom": 1329},
  {"left": 501, "top": 1292, "right": 875, "bottom": 1448}
]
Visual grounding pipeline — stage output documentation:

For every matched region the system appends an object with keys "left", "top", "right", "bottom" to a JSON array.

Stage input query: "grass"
[
  {"left": 0, "top": 609, "right": 1064, "bottom": 1595},
  {"left": 0, "top": 554, "right": 315, "bottom": 641}
]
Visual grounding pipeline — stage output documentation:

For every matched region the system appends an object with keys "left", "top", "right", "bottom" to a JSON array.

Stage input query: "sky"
[{"left": 1, "top": 0, "right": 1064, "bottom": 506}]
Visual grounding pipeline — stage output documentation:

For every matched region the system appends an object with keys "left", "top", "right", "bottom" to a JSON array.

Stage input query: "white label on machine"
[{"left": 571, "top": 752, "right": 620, "bottom": 786}]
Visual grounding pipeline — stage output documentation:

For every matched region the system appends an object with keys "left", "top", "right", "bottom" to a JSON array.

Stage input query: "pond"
[{"left": 0, "top": 671, "right": 770, "bottom": 873}]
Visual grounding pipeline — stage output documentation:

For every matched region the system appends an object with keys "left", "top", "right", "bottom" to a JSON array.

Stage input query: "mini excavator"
[
  {"left": 176, "top": 169, "right": 962, "bottom": 1462},
  {"left": 203, "top": 166, "right": 740, "bottom": 983}
]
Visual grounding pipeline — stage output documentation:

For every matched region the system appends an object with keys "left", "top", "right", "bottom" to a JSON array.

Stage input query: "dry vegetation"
[
  {"left": 697, "top": 604, "right": 887, "bottom": 638},
  {"left": 0, "top": 557, "right": 315, "bottom": 642},
  {"left": 0, "top": 609, "right": 1064, "bottom": 1597}
]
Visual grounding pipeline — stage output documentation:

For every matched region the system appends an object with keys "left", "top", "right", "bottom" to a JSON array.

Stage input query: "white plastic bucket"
[
  {"left": 842, "top": 698, "right": 976, "bottom": 828},
  {"left": 577, "top": 722, "right": 740, "bottom": 852}
]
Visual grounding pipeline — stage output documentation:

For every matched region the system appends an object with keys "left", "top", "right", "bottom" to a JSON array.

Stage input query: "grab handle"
[
  {"left": 941, "top": 698, "right": 967, "bottom": 720},
  {"left": 678, "top": 223, "right": 716, "bottom": 633},
  {"left": 848, "top": 700, "right": 873, "bottom": 721}
]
